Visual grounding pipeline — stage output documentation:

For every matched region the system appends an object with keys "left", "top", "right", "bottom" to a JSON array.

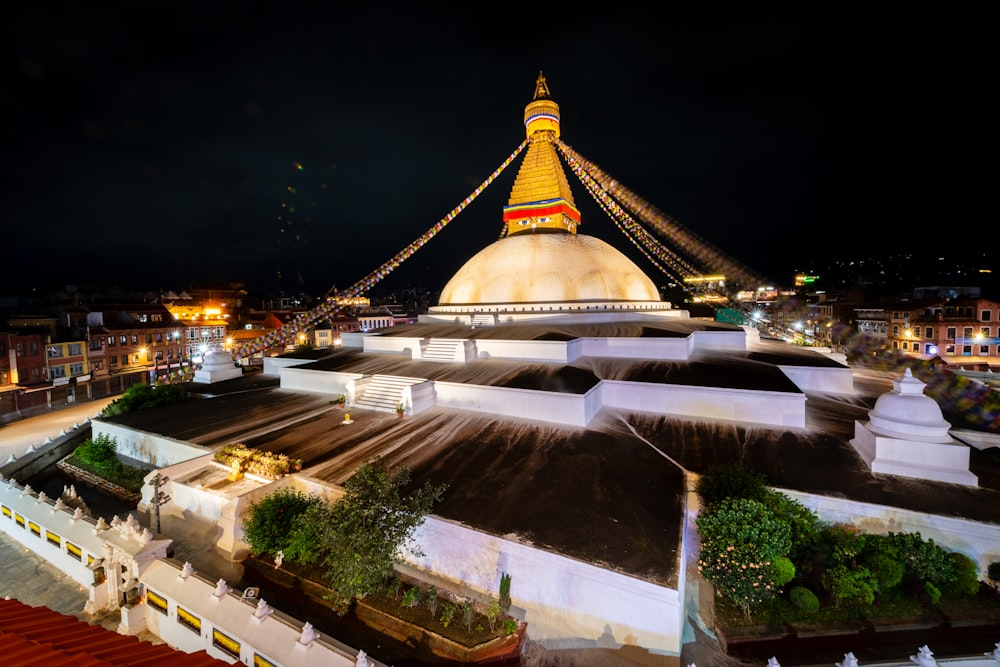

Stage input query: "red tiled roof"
[{"left": 0, "top": 598, "right": 227, "bottom": 667}]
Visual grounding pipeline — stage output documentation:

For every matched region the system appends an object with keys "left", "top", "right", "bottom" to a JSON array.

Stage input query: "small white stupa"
[
  {"left": 851, "top": 368, "right": 977, "bottom": 486},
  {"left": 194, "top": 344, "right": 243, "bottom": 384}
]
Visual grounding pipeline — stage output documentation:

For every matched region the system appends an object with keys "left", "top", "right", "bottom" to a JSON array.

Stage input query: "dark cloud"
[{"left": 3, "top": 4, "right": 990, "bottom": 296}]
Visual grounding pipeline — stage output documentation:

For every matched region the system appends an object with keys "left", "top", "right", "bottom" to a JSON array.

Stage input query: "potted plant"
[
  {"left": 396, "top": 402, "right": 405, "bottom": 417},
  {"left": 333, "top": 394, "right": 346, "bottom": 408}
]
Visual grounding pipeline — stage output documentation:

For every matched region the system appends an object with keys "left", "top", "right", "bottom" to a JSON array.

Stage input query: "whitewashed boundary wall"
[
  {"left": 141, "top": 559, "right": 380, "bottom": 667},
  {"left": 94, "top": 419, "right": 207, "bottom": 467},
  {"left": 781, "top": 489, "right": 1000, "bottom": 577},
  {"left": 404, "top": 515, "right": 683, "bottom": 655}
]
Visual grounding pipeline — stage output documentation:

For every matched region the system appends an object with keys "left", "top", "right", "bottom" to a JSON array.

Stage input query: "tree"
[
  {"left": 696, "top": 497, "right": 792, "bottom": 621},
  {"left": 242, "top": 487, "right": 325, "bottom": 557},
  {"left": 319, "top": 458, "right": 447, "bottom": 613}
]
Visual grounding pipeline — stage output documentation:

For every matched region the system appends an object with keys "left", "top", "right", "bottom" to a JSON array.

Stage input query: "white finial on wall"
[
  {"left": 837, "top": 652, "right": 859, "bottom": 667},
  {"left": 298, "top": 621, "right": 317, "bottom": 646}
]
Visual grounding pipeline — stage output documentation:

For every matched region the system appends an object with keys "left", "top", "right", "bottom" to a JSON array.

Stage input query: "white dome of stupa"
[{"left": 438, "top": 233, "right": 661, "bottom": 305}]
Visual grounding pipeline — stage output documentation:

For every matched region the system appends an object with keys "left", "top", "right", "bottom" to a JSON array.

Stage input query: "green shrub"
[
  {"left": 426, "top": 588, "right": 439, "bottom": 617},
  {"left": 924, "top": 581, "right": 942, "bottom": 605},
  {"left": 241, "top": 487, "right": 325, "bottom": 557},
  {"left": 401, "top": 586, "right": 422, "bottom": 608},
  {"left": 503, "top": 618, "right": 519, "bottom": 635},
  {"left": 944, "top": 552, "right": 980, "bottom": 596},
  {"left": 989, "top": 561, "right": 1000, "bottom": 582},
  {"left": 771, "top": 556, "right": 796, "bottom": 587},
  {"left": 102, "top": 382, "right": 188, "bottom": 416},
  {"left": 461, "top": 600, "right": 475, "bottom": 631},
  {"left": 695, "top": 463, "right": 768, "bottom": 507},
  {"left": 762, "top": 491, "right": 821, "bottom": 558},
  {"left": 74, "top": 433, "right": 119, "bottom": 467},
  {"left": 789, "top": 586, "right": 820, "bottom": 613},
  {"left": 863, "top": 551, "right": 905, "bottom": 594},
  {"left": 887, "top": 532, "right": 957, "bottom": 594},
  {"left": 440, "top": 601, "right": 457, "bottom": 628},
  {"left": 822, "top": 563, "right": 877, "bottom": 607}
]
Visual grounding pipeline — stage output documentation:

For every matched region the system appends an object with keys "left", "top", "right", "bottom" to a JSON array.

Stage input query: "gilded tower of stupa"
[
  {"left": 502, "top": 72, "right": 581, "bottom": 236},
  {"left": 429, "top": 73, "right": 681, "bottom": 320}
]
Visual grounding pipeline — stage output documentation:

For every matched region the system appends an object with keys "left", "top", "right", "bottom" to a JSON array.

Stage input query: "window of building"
[
  {"left": 109, "top": 356, "right": 118, "bottom": 367},
  {"left": 945, "top": 344, "right": 955, "bottom": 355},
  {"left": 46, "top": 530, "right": 61, "bottom": 547},
  {"left": 121, "top": 354, "right": 129, "bottom": 365},
  {"left": 130, "top": 334, "right": 138, "bottom": 345},
  {"left": 119, "top": 335, "right": 127, "bottom": 345},
  {"left": 177, "top": 606, "right": 201, "bottom": 634},
  {"left": 16, "top": 342, "right": 24, "bottom": 356},
  {"left": 963, "top": 345, "right": 972, "bottom": 356},
  {"left": 155, "top": 332, "right": 163, "bottom": 342},
  {"left": 151, "top": 313, "right": 162, "bottom": 322},
  {"left": 29, "top": 368, "right": 40, "bottom": 381},
  {"left": 48, "top": 346, "right": 64, "bottom": 358},
  {"left": 69, "top": 343, "right": 82, "bottom": 355},
  {"left": 91, "top": 360, "right": 104, "bottom": 371},
  {"left": 145, "top": 333, "right": 152, "bottom": 344},
  {"left": 212, "top": 629, "right": 241, "bottom": 658},
  {"left": 30, "top": 342, "right": 38, "bottom": 354},
  {"left": 982, "top": 310, "right": 992, "bottom": 322},
  {"left": 146, "top": 589, "right": 168, "bottom": 615},
  {"left": 70, "top": 363, "right": 84, "bottom": 375},
  {"left": 980, "top": 345, "right": 989, "bottom": 355},
  {"left": 51, "top": 366, "right": 66, "bottom": 379},
  {"left": 28, "top": 521, "right": 41, "bottom": 537},
  {"left": 1, "top": 505, "right": 10, "bottom": 518},
  {"left": 924, "top": 327, "right": 933, "bottom": 339},
  {"left": 107, "top": 336, "right": 116, "bottom": 347},
  {"left": 254, "top": 653, "right": 278, "bottom": 667},
  {"left": 66, "top": 542, "right": 82, "bottom": 561},
  {"left": 946, "top": 327, "right": 956, "bottom": 340}
]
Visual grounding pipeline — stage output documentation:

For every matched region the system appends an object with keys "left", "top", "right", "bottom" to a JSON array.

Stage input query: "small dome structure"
[{"left": 867, "top": 368, "right": 952, "bottom": 443}]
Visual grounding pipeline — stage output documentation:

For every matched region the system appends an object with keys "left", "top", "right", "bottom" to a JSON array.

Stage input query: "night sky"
[{"left": 4, "top": 4, "right": 989, "bottom": 298}]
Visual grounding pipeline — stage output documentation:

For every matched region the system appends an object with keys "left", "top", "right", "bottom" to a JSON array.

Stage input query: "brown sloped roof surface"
[{"left": 0, "top": 598, "right": 228, "bottom": 666}]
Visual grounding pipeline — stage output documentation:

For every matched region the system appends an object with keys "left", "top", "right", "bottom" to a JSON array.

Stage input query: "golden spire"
[
  {"left": 504, "top": 73, "right": 580, "bottom": 236},
  {"left": 533, "top": 70, "right": 552, "bottom": 100}
]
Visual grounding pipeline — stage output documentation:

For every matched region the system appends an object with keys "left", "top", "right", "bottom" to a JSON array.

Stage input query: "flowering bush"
[
  {"left": 214, "top": 443, "right": 302, "bottom": 478},
  {"left": 696, "top": 497, "right": 791, "bottom": 621}
]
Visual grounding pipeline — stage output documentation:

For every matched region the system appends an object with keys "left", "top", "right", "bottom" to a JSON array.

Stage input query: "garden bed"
[{"left": 243, "top": 556, "right": 525, "bottom": 664}]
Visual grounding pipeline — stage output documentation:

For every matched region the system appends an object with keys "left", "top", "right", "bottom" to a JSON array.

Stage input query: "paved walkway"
[{"left": 1, "top": 397, "right": 116, "bottom": 462}]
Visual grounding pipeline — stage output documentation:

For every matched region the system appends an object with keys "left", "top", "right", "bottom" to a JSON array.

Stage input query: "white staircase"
[
  {"left": 422, "top": 339, "right": 464, "bottom": 362},
  {"left": 354, "top": 375, "right": 425, "bottom": 413}
]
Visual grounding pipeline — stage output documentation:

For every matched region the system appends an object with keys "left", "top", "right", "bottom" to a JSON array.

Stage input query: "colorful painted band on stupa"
[{"left": 502, "top": 199, "right": 580, "bottom": 223}]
